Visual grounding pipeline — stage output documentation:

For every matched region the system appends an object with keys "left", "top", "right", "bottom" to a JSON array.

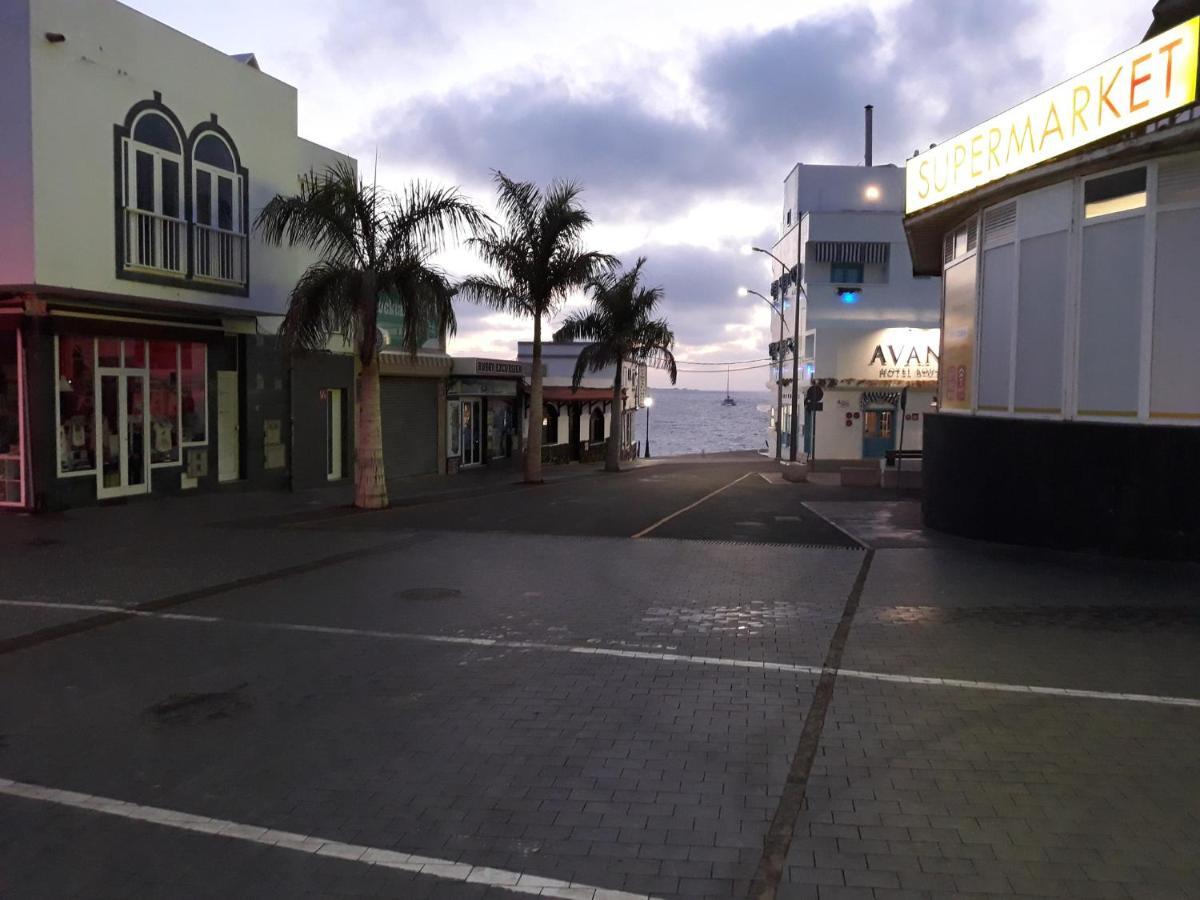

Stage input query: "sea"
[{"left": 631, "top": 390, "right": 773, "bottom": 458}]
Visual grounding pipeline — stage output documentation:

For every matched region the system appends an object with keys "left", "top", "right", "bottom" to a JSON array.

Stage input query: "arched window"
[
  {"left": 191, "top": 130, "right": 246, "bottom": 284},
  {"left": 542, "top": 404, "right": 559, "bottom": 445},
  {"left": 122, "top": 110, "right": 185, "bottom": 274},
  {"left": 589, "top": 406, "right": 605, "bottom": 442}
]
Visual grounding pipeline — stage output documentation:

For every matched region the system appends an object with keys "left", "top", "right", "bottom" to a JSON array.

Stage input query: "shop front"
[
  {"left": 803, "top": 327, "right": 939, "bottom": 467},
  {"left": 41, "top": 323, "right": 226, "bottom": 507},
  {"left": 446, "top": 358, "right": 527, "bottom": 471},
  {"left": 0, "top": 299, "right": 304, "bottom": 511},
  {"left": 0, "top": 311, "right": 27, "bottom": 508},
  {"left": 904, "top": 14, "right": 1200, "bottom": 556}
]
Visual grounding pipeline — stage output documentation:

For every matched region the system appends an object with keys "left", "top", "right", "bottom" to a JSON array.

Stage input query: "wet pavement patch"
[
  {"left": 871, "top": 604, "right": 1200, "bottom": 629},
  {"left": 397, "top": 587, "right": 463, "bottom": 601},
  {"left": 146, "top": 684, "right": 251, "bottom": 725}
]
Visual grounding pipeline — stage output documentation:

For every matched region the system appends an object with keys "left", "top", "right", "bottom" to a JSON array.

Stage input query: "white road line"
[
  {"left": 3, "top": 599, "right": 1199, "bottom": 709},
  {"left": 800, "top": 501, "right": 868, "bottom": 549},
  {"left": 631, "top": 471, "right": 755, "bottom": 538},
  {"left": 0, "top": 778, "right": 655, "bottom": 900}
]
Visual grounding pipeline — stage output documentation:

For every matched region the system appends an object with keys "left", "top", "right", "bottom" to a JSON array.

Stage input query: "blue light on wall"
[{"left": 838, "top": 289, "right": 861, "bottom": 305}]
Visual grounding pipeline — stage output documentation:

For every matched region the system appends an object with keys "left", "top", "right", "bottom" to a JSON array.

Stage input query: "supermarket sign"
[{"left": 906, "top": 17, "right": 1200, "bottom": 214}]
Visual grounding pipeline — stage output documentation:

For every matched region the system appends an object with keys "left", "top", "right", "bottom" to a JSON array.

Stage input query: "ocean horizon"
[{"left": 632, "top": 389, "right": 773, "bottom": 458}]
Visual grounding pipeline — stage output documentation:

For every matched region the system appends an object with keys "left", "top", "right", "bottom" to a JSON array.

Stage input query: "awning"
[
  {"left": 379, "top": 349, "right": 453, "bottom": 377},
  {"left": 809, "top": 241, "right": 890, "bottom": 264}
]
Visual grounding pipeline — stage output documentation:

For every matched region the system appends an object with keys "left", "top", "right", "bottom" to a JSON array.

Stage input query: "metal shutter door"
[{"left": 380, "top": 377, "right": 438, "bottom": 478}]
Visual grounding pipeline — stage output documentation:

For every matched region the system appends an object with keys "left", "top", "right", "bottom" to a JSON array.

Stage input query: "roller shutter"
[{"left": 380, "top": 377, "right": 438, "bottom": 478}]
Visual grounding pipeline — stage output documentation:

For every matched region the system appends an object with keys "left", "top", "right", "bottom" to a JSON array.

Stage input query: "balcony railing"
[
  {"left": 122, "top": 209, "right": 248, "bottom": 287},
  {"left": 124, "top": 208, "right": 185, "bottom": 276},
  {"left": 194, "top": 223, "right": 247, "bottom": 286}
]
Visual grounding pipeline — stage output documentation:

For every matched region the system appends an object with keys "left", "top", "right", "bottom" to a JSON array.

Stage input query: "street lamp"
[
  {"left": 739, "top": 285, "right": 786, "bottom": 461},
  {"left": 643, "top": 396, "right": 653, "bottom": 458},
  {"left": 745, "top": 245, "right": 804, "bottom": 463}
]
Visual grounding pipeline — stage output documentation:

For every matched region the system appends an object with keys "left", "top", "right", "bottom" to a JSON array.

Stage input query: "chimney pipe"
[{"left": 864, "top": 104, "right": 873, "bottom": 167}]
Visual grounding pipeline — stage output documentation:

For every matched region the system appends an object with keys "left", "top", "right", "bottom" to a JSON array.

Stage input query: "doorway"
[
  {"left": 324, "top": 388, "right": 344, "bottom": 481},
  {"left": 96, "top": 341, "right": 149, "bottom": 499},
  {"left": 568, "top": 404, "right": 581, "bottom": 461},
  {"left": 217, "top": 370, "right": 239, "bottom": 482},
  {"left": 461, "top": 398, "right": 483, "bottom": 466},
  {"left": 862, "top": 405, "right": 896, "bottom": 459}
]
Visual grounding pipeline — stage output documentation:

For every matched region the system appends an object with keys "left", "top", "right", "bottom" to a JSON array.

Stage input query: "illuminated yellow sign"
[{"left": 906, "top": 17, "right": 1200, "bottom": 214}]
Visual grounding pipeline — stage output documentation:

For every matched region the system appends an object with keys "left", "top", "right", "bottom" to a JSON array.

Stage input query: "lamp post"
[
  {"left": 739, "top": 285, "right": 785, "bottom": 461},
  {"left": 749, "top": 246, "right": 804, "bottom": 463},
  {"left": 643, "top": 396, "right": 653, "bottom": 458}
]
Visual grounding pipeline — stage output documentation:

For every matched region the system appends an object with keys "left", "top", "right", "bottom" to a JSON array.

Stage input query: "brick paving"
[{"left": 0, "top": 460, "right": 1197, "bottom": 898}]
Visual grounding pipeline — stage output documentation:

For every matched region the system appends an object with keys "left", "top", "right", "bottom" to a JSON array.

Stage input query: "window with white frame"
[
  {"left": 192, "top": 132, "right": 246, "bottom": 284},
  {"left": 122, "top": 112, "right": 186, "bottom": 275},
  {"left": 55, "top": 336, "right": 207, "bottom": 477}
]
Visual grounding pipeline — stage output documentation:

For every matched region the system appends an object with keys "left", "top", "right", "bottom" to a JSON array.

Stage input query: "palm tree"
[
  {"left": 458, "top": 173, "right": 615, "bottom": 484},
  {"left": 256, "top": 161, "right": 484, "bottom": 509},
  {"left": 553, "top": 258, "right": 677, "bottom": 473}
]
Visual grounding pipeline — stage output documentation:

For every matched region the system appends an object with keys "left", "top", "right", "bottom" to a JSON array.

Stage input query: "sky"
[{"left": 126, "top": 0, "right": 1148, "bottom": 391}]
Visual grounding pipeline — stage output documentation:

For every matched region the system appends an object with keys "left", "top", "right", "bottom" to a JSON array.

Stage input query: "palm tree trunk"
[
  {"left": 355, "top": 353, "right": 389, "bottom": 509},
  {"left": 524, "top": 315, "right": 544, "bottom": 484},
  {"left": 606, "top": 358, "right": 623, "bottom": 473}
]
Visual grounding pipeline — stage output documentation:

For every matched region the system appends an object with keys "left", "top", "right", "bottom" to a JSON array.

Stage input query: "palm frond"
[
  {"left": 570, "top": 342, "right": 619, "bottom": 390},
  {"left": 279, "top": 260, "right": 361, "bottom": 353},
  {"left": 457, "top": 274, "right": 531, "bottom": 317},
  {"left": 254, "top": 161, "right": 364, "bottom": 265},
  {"left": 383, "top": 183, "right": 488, "bottom": 262}
]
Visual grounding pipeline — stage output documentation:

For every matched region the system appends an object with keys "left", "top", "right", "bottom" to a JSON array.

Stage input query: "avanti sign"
[{"left": 905, "top": 16, "right": 1200, "bottom": 214}]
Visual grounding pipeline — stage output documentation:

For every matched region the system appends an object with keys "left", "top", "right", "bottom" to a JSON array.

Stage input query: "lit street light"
[
  {"left": 643, "top": 396, "right": 654, "bottom": 458},
  {"left": 742, "top": 245, "right": 804, "bottom": 462},
  {"left": 738, "top": 284, "right": 786, "bottom": 460}
]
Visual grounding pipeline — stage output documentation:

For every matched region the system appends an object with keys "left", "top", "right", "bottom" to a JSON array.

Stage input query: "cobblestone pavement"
[{"left": 0, "top": 460, "right": 1198, "bottom": 899}]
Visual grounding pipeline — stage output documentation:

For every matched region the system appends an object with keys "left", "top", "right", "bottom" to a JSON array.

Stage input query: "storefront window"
[
  {"left": 180, "top": 342, "right": 206, "bottom": 444},
  {"left": 57, "top": 336, "right": 96, "bottom": 474},
  {"left": 447, "top": 400, "right": 461, "bottom": 456},
  {"left": 1, "top": 330, "right": 24, "bottom": 505},
  {"left": 98, "top": 339, "right": 121, "bottom": 367},
  {"left": 149, "top": 341, "right": 180, "bottom": 465}
]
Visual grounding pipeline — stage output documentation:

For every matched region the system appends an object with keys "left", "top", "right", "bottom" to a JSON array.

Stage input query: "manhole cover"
[{"left": 397, "top": 588, "right": 462, "bottom": 601}]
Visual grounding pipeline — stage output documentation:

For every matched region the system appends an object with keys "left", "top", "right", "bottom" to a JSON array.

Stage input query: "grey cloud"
[{"left": 371, "top": 0, "right": 1049, "bottom": 215}]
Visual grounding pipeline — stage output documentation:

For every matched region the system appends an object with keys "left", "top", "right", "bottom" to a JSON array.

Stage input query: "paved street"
[{"left": 1, "top": 457, "right": 1198, "bottom": 899}]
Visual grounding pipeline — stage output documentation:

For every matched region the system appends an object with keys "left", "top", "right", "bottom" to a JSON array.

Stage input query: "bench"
[{"left": 885, "top": 449, "right": 922, "bottom": 468}]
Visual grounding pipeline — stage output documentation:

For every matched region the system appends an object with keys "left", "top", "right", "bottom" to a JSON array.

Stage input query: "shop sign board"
[
  {"left": 451, "top": 357, "right": 532, "bottom": 378},
  {"left": 833, "top": 328, "right": 941, "bottom": 382},
  {"left": 906, "top": 16, "right": 1200, "bottom": 213}
]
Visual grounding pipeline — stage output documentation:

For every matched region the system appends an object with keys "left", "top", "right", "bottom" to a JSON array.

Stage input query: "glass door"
[
  {"left": 96, "top": 342, "right": 149, "bottom": 499},
  {"left": 461, "top": 398, "right": 483, "bottom": 466}
]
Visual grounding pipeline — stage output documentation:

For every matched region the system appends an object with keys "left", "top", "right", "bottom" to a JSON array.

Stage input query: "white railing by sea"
[
  {"left": 124, "top": 208, "right": 186, "bottom": 276},
  {"left": 194, "top": 223, "right": 247, "bottom": 286}
]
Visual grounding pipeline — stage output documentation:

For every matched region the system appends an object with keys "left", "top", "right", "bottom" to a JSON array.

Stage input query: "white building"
[
  {"left": 904, "top": 9, "right": 1200, "bottom": 557},
  {"left": 0, "top": 0, "right": 356, "bottom": 509},
  {"left": 765, "top": 161, "right": 942, "bottom": 467},
  {"left": 517, "top": 342, "right": 644, "bottom": 463}
]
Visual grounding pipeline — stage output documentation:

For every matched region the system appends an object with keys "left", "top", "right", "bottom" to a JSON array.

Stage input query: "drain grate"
[{"left": 397, "top": 588, "right": 463, "bottom": 601}]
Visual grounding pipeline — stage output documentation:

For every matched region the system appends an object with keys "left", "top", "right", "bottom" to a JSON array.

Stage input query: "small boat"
[{"left": 722, "top": 367, "right": 737, "bottom": 406}]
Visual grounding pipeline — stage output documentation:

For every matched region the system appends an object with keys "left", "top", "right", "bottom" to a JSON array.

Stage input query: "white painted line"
[
  {"left": 0, "top": 778, "right": 655, "bottom": 900},
  {"left": 2, "top": 598, "right": 1198, "bottom": 708},
  {"left": 800, "top": 501, "right": 868, "bottom": 549},
  {"left": 631, "top": 471, "right": 756, "bottom": 538}
]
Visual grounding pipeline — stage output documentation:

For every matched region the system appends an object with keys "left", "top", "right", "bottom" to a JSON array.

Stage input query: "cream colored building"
[{"left": 0, "top": 0, "right": 355, "bottom": 509}]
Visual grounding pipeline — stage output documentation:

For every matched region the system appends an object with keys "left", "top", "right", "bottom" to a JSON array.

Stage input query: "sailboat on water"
[{"left": 722, "top": 366, "right": 737, "bottom": 406}]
